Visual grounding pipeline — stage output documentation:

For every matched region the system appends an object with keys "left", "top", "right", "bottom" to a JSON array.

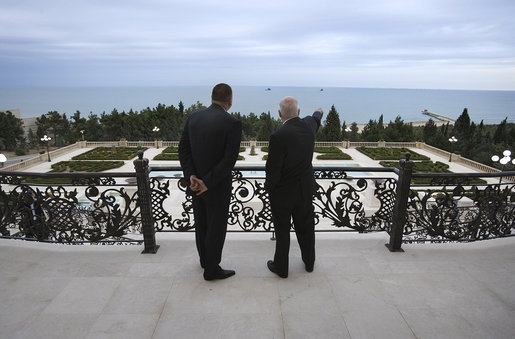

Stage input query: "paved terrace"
[
  {"left": 2, "top": 145, "right": 513, "bottom": 338},
  {"left": 1, "top": 233, "right": 514, "bottom": 339}
]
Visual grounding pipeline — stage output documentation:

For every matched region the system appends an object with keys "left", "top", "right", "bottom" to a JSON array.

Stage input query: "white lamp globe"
[
  {"left": 503, "top": 150, "right": 511, "bottom": 157},
  {"left": 500, "top": 157, "right": 509, "bottom": 165},
  {"left": 491, "top": 155, "right": 500, "bottom": 162}
]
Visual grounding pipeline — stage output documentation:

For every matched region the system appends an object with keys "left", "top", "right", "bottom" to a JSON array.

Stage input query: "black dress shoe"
[
  {"left": 204, "top": 269, "right": 235, "bottom": 281},
  {"left": 267, "top": 260, "right": 287, "bottom": 278},
  {"left": 305, "top": 263, "right": 314, "bottom": 273}
]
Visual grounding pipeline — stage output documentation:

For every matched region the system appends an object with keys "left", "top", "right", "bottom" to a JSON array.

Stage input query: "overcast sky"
[{"left": 1, "top": 0, "right": 514, "bottom": 90}]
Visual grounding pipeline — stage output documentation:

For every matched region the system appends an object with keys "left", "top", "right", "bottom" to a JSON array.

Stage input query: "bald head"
[{"left": 279, "top": 96, "right": 300, "bottom": 121}]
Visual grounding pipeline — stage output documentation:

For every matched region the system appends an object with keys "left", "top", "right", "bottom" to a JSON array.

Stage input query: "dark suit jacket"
[
  {"left": 265, "top": 111, "right": 322, "bottom": 197},
  {"left": 179, "top": 104, "right": 242, "bottom": 194}
]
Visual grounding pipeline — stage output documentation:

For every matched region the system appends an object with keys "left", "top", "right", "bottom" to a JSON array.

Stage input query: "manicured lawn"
[
  {"left": 154, "top": 153, "right": 179, "bottom": 160},
  {"left": 22, "top": 160, "right": 125, "bottom": 184},
  {"left": 379, "top": 160, "right": 486, "bottom": 184},
  {"left": 357, "top": 147, "right": 429, "bottom": 160},
  {"left": 51, "top": 161, "right": 125, "bottom": 172},
  {"left": 73, "top": 147, "right": 147, "bottom": 160},
  {"left": 314, "top": 146, "right": 352, "bottom": 160},
  {"left": 162, "top": 146, "right": 178, "bottom": 153},
  {"left": 154, "top": 146, "right": 179, "bottom": 160},
  {"left": 317, "top": 152, "right": 352, "bottom": 160},
  {"left": 314, "top": 146, "right": 342, "bottom": 154}
]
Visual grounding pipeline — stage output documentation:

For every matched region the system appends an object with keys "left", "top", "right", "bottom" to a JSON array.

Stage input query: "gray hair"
[{"left": 279, "top": 96, "right": 299, "bottom": 119}]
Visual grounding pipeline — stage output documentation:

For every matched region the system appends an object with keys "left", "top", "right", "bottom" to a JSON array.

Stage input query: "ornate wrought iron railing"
[
  {"left": 0, "top": 151, "right": 514, "bottom": 252},
  {"left": 405, "top": 172, "right": 515, "bottom": 243},
  {"left": 0, "top": 170, "right": 143, "bottom": 245},
  {"left": 148, "top": 165, "right": 399, "bottom": 234}
]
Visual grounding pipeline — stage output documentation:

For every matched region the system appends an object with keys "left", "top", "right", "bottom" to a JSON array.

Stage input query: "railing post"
[
  {"left": 386, "top": 152, "right": 414, "bottom": 252},
  {"left": 134, "top": 150, "right": 159, "bottom": 254}
]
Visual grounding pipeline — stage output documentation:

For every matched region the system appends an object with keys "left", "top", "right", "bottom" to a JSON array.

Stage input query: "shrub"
[
  {"left": 238, "top": 155, "right": 245, "bottom": 160},
  {"left": 73, "top": 147, "right": 147, "bottom": 160},
  {"left": 316, "top": 152, "right": 352, "bottom": 160},
  {"left": 378, "top": 160, "right": 486, "bottom": 184},
  {"left": 50, "top": 161, "right": 124, "bottom": 172},
  {"left": 162, "top": 146, "right": 178, "bottom": 153},
  {"left": 153, "top": 153, "right": 179, "bottom": 160},
  {"left": 261, "top": 147, "right": 269, "bottom": 153},
  {"left": 15, "top": 147, "right": 26, "bottom": 156},
  {"left": 357, "top": 147, "right": 429, "bottom": 160},
  {"left": 239, "top": 146, "right": 246, "bottom": 152},
  {"left": 314, "top": 146, "right": 342, "bottom": 154},
  {"left": 262, "top": 155, "right": 268, "bottom": 161}
]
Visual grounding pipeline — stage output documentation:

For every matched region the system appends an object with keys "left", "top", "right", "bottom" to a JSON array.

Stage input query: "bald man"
[{"left": 264, "top": 96, "right": 323, "bottom": 278}]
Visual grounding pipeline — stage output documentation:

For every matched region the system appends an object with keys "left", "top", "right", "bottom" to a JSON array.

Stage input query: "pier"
[{"left": 422, "top": 109, "right": 456, "bottom": 123}]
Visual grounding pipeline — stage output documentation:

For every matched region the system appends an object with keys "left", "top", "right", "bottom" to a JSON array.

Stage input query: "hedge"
[
  {"left": 316, "top": 152, "right": 352, "bottom": 160},
  {"left": 357, "top": 147, "right": 429, "bottom": 161},
  {"left": 51, "top": 161, "right": 124, "bottom": 172},
  {"left": 314, "top": 146, "right": 342, "bottom": 154},
  {"left": 162, "top": 146, "right": 178, "bottom": 153},
  {"left": 379, "top": 160, "right": 486, "bottom": 184},
  {"left": 73, "top": 147, "right": 147, "bottom": 160},
  {"left": 153, "top": 153, "right": 179, "bottom": 160}
]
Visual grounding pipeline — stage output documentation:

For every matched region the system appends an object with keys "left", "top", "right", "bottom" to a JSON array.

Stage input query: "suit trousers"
[
  {"left": 192, "top": 179, "right": 232, "bottom": 278},
  {"left": 270, "top": 181, "right": 315, "bottom": 275}
]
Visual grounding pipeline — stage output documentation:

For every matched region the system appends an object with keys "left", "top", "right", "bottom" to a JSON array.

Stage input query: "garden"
[
  {"left": 73, "top": 146, "right": 147, "bottom": 160},
  {"left": 314, "top": 146, "right": 352, "bottom": 160},
  {"left": 153, "top": 146, "right": 179, "bottom": 160},
  {"left": 357, "top": 147, "right": 429, "bottom": 160}
]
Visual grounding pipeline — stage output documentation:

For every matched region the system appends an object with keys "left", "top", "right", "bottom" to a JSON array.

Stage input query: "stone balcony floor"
[{"left": 1, "top": 232, "right": 514, "bottom": 339}]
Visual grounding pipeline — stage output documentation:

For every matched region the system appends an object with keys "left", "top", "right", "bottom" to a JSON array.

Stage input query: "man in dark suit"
[
  {"left": 179, "top": 83, "right": 242, "bottom": 281},
  {"left": 265, "top": 96, "right": 323, "bottom": 278}
]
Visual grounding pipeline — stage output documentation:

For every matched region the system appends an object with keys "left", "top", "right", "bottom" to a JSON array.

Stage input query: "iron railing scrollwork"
[
  {"left": 147, "top": 166, "right": 398, "bottom": 234},
  {"left": 0, "top": 155, "right": 514, "bottom": 251},
  {"left": 404, "top": 183, "right": 515, "bottom": 243}
]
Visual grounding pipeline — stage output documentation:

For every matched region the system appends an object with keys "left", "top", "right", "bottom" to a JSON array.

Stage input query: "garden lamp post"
[
  {"left": 491, "top": 150, "right": 513, "bottom": 184},
  {"left": 448, "top": 136, "right": 458, "bottom": 162},
  {"left": 80, "top": 130, "right": 85, "bottom": 141},
  {"left": 0, "top": 153, "right": 6, "bottom": 168},
  {"left": 344, "top": 127, "right": 352, "bottom": 148},
  {"left": 41, "top": 135, "right": 51, "bottom": 162},
  {"left": 153, "top": 126, "right": 160, "bottom": 148}
]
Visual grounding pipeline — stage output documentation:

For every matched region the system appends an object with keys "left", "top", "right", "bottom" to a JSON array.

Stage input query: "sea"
[{"left": 1, "top": 86, "right": 514, "bottom": 124}]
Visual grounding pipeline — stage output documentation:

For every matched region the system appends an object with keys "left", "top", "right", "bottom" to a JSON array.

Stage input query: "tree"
[
  {"left": 349, "top": 122, "right": 360, "bottom": 141},
  {"left": 384, "top": 116, "right": 414, "bottom": 141},
  {"left": 71, "top": 111, "right": 87, "bottom": 141},
  {"left": 493, "top": 117, "right": 508, "bottom": 144},
  {"left": 322, "top": 105, "right": 342, "bottom": 141},
  {"left": 0, "top": 111, "right": 25, "bottom": 151},
  {"left": 257, "top": 112, "right": 276, "bottom": 141},
  {"left": 27, "top": 128, "right": 39, "bottom": 149},
  {"left": 36, "top": 111, "right": 70, "bottom": 146},
  {"left": 423, "top": 119, "right": 437, "bottom": 142},
  {"left": 454, "top": 108, "right": 471, "bottom": 140},
  {"left": 361, "top": 119, "right": 379, "bottom": 141}
]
